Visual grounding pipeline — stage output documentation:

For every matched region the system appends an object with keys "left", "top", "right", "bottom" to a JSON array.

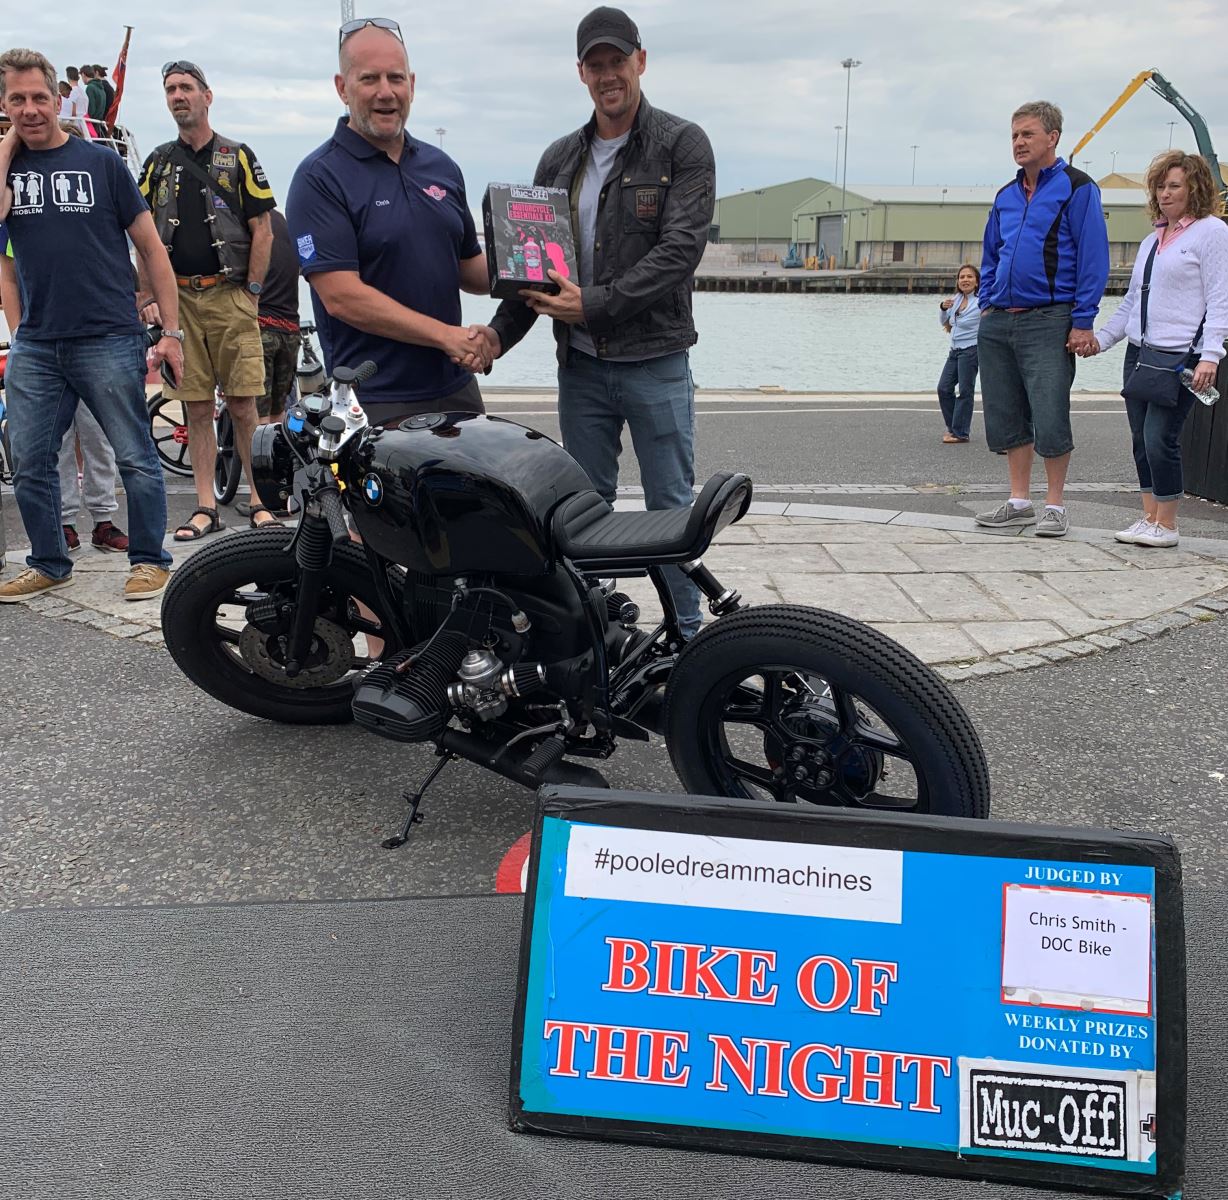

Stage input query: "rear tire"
[
  {"left": 212, "top": 408, "right": 242, "bottom": 505},
  {"left": 161, "top": 525, "right": 404, "bottom": 724},
  {"left": 663, "top": 604, "right": 990, "bottom": 818}
]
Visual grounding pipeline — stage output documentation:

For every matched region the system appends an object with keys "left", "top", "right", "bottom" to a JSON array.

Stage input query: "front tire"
[
  {"left": 663, "top": 605, "right": 990, "bottom": 818},
  {"left": 161, "top": 525, "right": 403, "bottom": 724}
]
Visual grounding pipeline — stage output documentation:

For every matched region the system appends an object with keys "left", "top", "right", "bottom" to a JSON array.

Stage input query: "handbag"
[{"left": 1120, "top": 240, "right": 1205, "bottom": 409}]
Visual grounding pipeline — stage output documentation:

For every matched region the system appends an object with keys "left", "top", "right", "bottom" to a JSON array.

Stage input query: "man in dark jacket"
[{"left": 480, "top": 6, "right": 715, "bottom": 637}]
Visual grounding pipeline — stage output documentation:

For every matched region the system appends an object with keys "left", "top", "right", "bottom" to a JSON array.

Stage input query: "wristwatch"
[
  {"left": 160, "top": 329, "right": 185, "bottom": 343},
  {"left": 246, "top": 280, "right": 263, "bottom": 296}
]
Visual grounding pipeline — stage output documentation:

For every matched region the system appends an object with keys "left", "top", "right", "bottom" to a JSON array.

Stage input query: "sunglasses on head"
[
  {"left": 161, "top": 60, "right": 207, "bottom": 86},
  {"left": 338, "top": 17, "right": 403, "bottom": 48}
]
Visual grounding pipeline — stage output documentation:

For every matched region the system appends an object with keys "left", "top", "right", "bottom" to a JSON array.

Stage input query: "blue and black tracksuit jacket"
[{"left": 979, "top": 159, "right": 1110, "bottom": 329}]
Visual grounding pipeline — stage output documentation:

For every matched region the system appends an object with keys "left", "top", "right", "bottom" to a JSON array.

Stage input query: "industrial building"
[{"left": 710, "top": 177, "right": 1154, "bottom": 271}]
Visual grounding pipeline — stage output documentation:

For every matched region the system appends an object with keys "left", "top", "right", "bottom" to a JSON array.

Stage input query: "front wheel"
[
  {"left": 663, "top": 605, "right": 990, "bottom": 818},
  {"left": 160, "top": 525, "right": 404, "bottom": 724}
]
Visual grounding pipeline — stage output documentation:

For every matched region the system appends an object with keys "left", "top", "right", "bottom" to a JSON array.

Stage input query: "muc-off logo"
[
  {"left": 509, "top": 185, "right": 550, "bottom": 201},
  {"left": 969, "top": 1070, "right": 1126, "bottom": 1159}
]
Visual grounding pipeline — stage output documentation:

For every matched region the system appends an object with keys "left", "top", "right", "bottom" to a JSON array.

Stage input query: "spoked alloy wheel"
[
  {"left": 160, "top": 526, "right": 403, "bottom": 724},
  {"left": 212, "top": 406, "right": 242, "bottom": 505},
  {"left": 664, "top": 605, "right": 989, "bottom": 818},
  {"left": 146, "top": 390, "right": 193, "bottom": 477}
]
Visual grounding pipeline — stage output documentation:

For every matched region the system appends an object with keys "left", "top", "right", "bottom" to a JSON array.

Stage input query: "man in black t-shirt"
[{"left": 137, "top": 60, "right": 279, "bottom": 537}]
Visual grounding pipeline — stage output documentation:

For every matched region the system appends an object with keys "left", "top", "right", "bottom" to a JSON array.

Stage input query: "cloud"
[{"left": 6, "top": 0, "right": 1224, "bottom": 204}]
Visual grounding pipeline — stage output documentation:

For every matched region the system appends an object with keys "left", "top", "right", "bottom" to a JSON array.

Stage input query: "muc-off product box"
[{"left": 483, "top": 183, "right": 578, "bottom": 300}]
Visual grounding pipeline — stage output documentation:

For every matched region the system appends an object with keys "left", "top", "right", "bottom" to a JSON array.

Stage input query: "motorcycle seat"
[{"left": 552, "top": 471, "right": 753, "bottom": 569}]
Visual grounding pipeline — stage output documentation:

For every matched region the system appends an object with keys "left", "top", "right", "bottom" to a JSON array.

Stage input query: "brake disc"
[{"left": 238, "top": 618, "right": 356, "bottom": 688}]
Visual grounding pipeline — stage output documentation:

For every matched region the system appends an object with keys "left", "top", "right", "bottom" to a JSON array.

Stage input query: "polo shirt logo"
[
  {"left": 296, "top": 233, "right": 317, "bottom": 263},
  {"left": 422, "top": 185, "right": 447, "bottom": 201}
]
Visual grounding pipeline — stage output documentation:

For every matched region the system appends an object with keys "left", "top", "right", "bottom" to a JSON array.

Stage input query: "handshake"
[{"left": 446, "top": 324, "right": 502, "bottom": 374}]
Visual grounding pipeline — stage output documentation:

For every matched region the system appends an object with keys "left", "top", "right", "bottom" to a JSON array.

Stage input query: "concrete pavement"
[{"left": 4, "top": 498, "right": 1228, "bottom": 682}]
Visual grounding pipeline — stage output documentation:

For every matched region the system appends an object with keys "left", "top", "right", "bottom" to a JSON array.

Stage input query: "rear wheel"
[
  {"left": 212, "top": 407, "right": 242, "bottom": 505},
  {"left": 663, "top": 605, "right": 990, "bottom": 818},
  {"left": 146, "top": 390, "right": 193, "bottom": 477},
  {"left": 160, "top": 525, "right": 404, "bottom": 724}
]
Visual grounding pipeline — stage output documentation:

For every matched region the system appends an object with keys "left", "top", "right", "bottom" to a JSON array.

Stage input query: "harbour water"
[{"left": 457, "top": 292, "right": 1130, "bottom": 393}]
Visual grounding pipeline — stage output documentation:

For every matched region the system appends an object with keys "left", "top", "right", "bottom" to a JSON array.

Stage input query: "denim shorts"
[{"left": 977, "top": 304, "right": 1076, "bottom": 457}]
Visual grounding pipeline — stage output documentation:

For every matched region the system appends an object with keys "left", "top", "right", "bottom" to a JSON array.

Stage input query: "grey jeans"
[
  {"left": 58, "top": 403, "right": 119, "bottom": 525},
  {"left": 977, "top": 304, "right": 1076, "bottom": 457}
]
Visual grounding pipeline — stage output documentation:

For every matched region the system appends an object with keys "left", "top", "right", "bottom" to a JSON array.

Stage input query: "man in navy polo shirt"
[{"left": 286, "top": 19, "right": 491, "bottom": 422}]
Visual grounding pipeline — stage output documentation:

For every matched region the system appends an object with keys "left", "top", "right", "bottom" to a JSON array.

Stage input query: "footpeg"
[{"left": 522, "top": 735, "right": 567, "bottom": 782}]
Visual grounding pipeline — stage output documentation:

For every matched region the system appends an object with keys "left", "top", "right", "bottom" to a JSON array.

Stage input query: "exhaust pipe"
[{"left": 438, "top": 727, "right": 609, "bottom": 791}]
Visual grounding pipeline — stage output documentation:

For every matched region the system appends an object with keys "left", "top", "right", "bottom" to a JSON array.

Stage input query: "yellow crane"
[{"left": 1072, "top": 70, "right": 1224, "bottom": 199}]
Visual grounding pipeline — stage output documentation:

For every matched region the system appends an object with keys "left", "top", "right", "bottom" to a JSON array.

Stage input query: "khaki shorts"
[{"left": 168, "top": 284, "right": 266, "bottom": 402}]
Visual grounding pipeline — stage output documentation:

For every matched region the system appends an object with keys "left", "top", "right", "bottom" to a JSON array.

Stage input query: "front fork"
[{"left": 283, "top": 514, "right": 332, "bottom": 676}]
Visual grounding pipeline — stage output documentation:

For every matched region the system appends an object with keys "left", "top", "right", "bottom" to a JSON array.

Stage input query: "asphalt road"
[{"left": 2, "top": 601, "right": 1225, "bottom": 910}]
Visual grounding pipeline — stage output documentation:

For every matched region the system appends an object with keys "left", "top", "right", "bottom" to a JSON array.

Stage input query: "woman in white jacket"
[{"left": 1093, "top": 151, "right": 1228, "bottom": 547}]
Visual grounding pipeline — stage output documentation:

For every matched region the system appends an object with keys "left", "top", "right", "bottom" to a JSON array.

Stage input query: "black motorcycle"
[{"left": 161, "top": 365, "right": 990, "bottom": 846}]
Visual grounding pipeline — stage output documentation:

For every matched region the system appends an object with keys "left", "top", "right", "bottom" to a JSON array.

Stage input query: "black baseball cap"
[{"left": 577, "top": 6, "right": 641, "bottom": 61}]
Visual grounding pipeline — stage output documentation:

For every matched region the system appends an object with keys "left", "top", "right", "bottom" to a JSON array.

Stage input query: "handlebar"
[
  {"left": 318, "top": 486, "right": 351, "bottom": 547},
  {"left": 332, "top": 360, "right": 378, "bottom": 386}
]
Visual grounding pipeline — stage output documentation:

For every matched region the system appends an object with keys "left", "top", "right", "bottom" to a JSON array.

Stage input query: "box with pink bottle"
[{"left": 483, "top": 183, "right": 578, "bottom": 300}]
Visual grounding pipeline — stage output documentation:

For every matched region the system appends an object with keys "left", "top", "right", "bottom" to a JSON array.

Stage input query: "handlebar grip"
[
  {"left": 318, "top": 488, "right": 351, "bottom": 547},
  {"left": 353, "top": 360, "right": 378, "bottom": 384}
]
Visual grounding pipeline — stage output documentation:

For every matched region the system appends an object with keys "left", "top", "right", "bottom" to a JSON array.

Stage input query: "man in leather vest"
[
  {"left": 137, "top": 60, "right": 279, "bottom": 538},
  {"left": 481, "top": 7, "right": 715, "bottom": 638}
]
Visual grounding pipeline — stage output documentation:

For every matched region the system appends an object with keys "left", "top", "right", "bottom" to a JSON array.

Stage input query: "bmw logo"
[{"left": 362, "top": 473, "right": 383, "bottom": 506}]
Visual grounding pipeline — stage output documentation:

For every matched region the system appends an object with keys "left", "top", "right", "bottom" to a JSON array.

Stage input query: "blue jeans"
[
  {"left": 978, "top": 305, "right": 1075, "bottom": 457},
  {"left": 557, "top": 347, "right": 701, "bottom": 637},
  {"left": 1122, "top": 342, "right": 1199, "bottom": 502},
  {"left": 7, "top": 333, "right": 171, "bottom": 580},
  {"left": 936, "top": 345, "right": 978, "bottom": 439}
]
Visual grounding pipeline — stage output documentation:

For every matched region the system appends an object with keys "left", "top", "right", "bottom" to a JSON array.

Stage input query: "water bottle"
[{"left": 1180, "top": 368, "right": 1219, "bottom": 406}]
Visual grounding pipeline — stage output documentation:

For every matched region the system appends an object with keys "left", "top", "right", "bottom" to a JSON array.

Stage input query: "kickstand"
[{"left": 381, "top": 750, "right": 455, "bottom": 849}]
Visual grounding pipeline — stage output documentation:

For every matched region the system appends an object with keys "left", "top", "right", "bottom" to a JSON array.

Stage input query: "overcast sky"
[{"left": 6, "top": 0, "right": 1227, "bottom": 207}]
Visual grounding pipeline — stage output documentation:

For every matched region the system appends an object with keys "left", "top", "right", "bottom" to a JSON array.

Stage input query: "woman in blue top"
[{"left": 936, "top": 264, "right": 981, "bottom": 443}]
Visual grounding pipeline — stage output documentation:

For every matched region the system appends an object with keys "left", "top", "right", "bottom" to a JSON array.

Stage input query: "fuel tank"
[{"left": 344, "top": 412, "right": 594, "bottom": 576}]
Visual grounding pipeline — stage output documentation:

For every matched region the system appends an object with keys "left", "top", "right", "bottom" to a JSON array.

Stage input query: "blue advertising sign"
[{"left": 510, "top": 789, "right": 1185, "bottom": 1198}]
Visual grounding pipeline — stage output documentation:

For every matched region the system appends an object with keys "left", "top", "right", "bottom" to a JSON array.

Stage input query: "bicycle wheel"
[
  {"left": 146, "top": 391, "right": 193, "bottom": 477},
  {"left": 212, "top": 407, "right": 242, "bottom": 505}
]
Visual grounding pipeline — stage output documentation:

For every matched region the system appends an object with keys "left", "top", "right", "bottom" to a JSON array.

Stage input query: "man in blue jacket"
[{"left": 975, "top": 101, "right": 1108, "bottom": 537}]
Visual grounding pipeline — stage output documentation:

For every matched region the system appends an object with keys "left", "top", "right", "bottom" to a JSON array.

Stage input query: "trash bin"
[{"left": 1180, "top": 352, "right": 1228, "bottom": 504}]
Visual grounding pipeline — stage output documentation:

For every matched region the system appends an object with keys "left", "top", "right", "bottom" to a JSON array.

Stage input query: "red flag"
[{"left": 104, "top": 26, "right": 132, "bottom": 127}]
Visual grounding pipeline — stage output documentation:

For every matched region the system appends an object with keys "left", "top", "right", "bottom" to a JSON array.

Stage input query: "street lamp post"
[
  {"left": 833, "top": 125, "right": 842, "bottom": 182},
  {"left": 435, "top": 127, "right": 446, "bottom": 148},
  {"left": 910, "top": 144, "right": 918, "bottom": 185},
  {"left": 838, "top": 57, "right": 861, "bottom": 268},
  {"left": 1111, "top": 149, "right": 1118, "bottom": 174},
  {"left": 754, "top": 189, "right": 765, "bottom": 263},
  {"left": 1166, "top": 121, "right": 1177, "bottom": 148}
]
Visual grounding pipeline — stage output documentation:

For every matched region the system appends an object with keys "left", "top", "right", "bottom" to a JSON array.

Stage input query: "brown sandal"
[
  {"left": 174, "top": 506, "right": 225, "bottom": 541},
  {"left": 248, "top": 505, "right": 285, "bottom": 529}
]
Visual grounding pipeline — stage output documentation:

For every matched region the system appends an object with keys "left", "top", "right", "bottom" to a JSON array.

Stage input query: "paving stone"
[
  {"left": 1032, "top": 645, "right": 1076, "bottom": 661},
  {"left": 935, "top": 665, "right": 976, "bottom": 683},
  {"left": 103, "top": 624, "right": 146, "bottom": 639},
  {"left": 767, "top": 574, "right": 927, "bottom": 621},
  {"left": 867, "top": 623, "right": 982, "bottom": 665},
  {"left": 1193, "top": 597, "right": 1228, "bottom": 613},
  {"left": 136, "top": 631, "right": 166, "bottom": 646},
  {"left": 963, "top": 660, "right": 1013, "bottom": 678},
  {"left": 887, "top": 512, "right": 982, "bottom": 533},
  {"left": 1084, "top": 633, "right": 1124, "bottom": 650},
  {"left": 1042, "top": 565, "right": 1228, "bottom": 620},
  {"left": 901, "top": 541, "right": 1128, "bottom": 573},
  {"left": 58, "top": 609, "right": 99, "bottom": 624},
  {"left": 893, "top": 574, "right": 1012, "bottom": 620},
  {"left": 710, "top": 525, "right": 758, "bottom": 544},
  {"left": 704, "top": 544, "right": 842, "bottom": 575},
  {"left": 962, "top": 621, "right": 1067, "bottom": 656},
  {"left": 1115, "top": 628, "right": 1149, "bottom": 644},
  {"left": 782, "top": 503, "right": 897, "bottom": 524},
  {"left": 757, "top": 523, "right": 955, "bottom": 544},
  {"left": 969, "top": 570, "right": 1112, "bottom": 637},
  {"left": 821, "top": 544, "right": 924, "bottom": 574},
  {"left": 998, "top": 652, "right": 1048, "bottom": 670},
  {"left": 1097, "top": 545, "right": 1221, "bottom": 570},
  {"left": 737, "top": 509, "right": 789, "bottom": 522},
  {"left": 1061, "top": 639, "right": 1099, "bottom": 656}
]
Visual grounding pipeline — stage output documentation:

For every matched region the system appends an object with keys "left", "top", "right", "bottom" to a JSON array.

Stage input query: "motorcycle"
[{"left": 160, "top": 364, "right": 990, "bottom": 847}]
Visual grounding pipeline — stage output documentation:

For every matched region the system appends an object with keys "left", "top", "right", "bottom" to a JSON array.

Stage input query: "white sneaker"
[
  {"left": 1114, "top": 518, "right": 1154, "bottom": 545},
  {"left": 1133, "top": 522, "right": 1179, "bottom": 548}
]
